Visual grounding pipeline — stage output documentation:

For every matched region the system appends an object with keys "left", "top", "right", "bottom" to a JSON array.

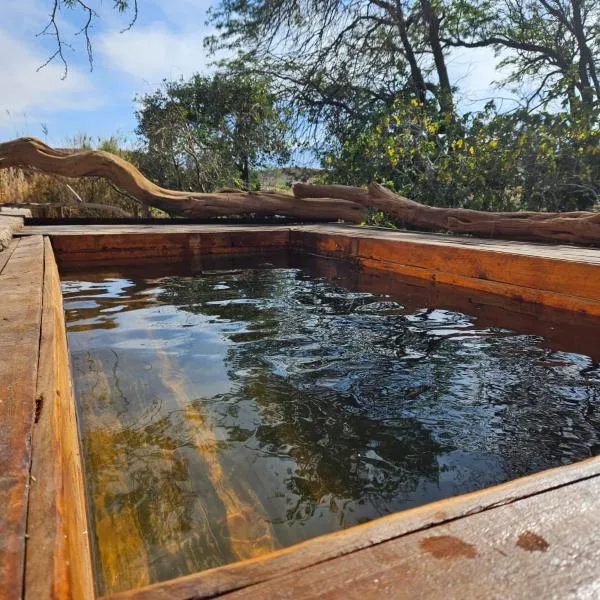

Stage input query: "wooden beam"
[
  {"left": 24, "top": 238, "right": 95, "bottom": 600},
  {"left": 0, "top": 236, "right": 44, "bottom": 600}
]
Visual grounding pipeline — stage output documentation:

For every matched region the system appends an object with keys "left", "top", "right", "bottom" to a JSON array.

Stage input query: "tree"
[
  {"left": 39, "top": 0, "right": 138, "bottom": 77},
  {"left": 207, "top": 0, "right": 457, "bottom": 127},
  {"left": 445, "top": 0, "right": 600, "bottom": 116},
  {"left": 135, "top": 70, "right": 292, "bottom": 191}
]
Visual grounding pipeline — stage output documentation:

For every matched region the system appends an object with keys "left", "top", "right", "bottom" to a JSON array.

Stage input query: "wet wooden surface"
[
  {"left": 0, "top": 236, "right": 44, "bottom": 600},
  {"left": 70, "top": 315, "right": 276, "bottom": 595}
]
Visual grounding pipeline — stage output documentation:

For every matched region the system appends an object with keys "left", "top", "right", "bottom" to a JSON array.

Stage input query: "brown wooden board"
[
  {"left": 24, "top": 238, "right": 94, "bottom": 600},
  {"left": 0, "top": 236, "right": 44, "bottom": 600},
  {"left": 288, "top": 227, "right": 600, "bottom": 315},
  {"left": 103, "top": 456, "right": 600, "bottom": 600},
  {"left": 8, "top": 223, "right": 600, "bottom": 600},
  {"left": 45, "top": 229, "right": 291, "bottom": 267}
]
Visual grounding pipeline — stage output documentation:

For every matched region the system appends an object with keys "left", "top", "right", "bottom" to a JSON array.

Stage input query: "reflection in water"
[{"left": 62, "top": 259, "right": 600, "bottom": 595}]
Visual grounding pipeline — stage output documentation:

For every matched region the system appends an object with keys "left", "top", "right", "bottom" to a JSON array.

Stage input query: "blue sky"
[{"left": 1, "top": 0, "right": 511, "bottom": 152}]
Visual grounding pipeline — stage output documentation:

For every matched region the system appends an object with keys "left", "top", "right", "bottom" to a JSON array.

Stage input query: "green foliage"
[
  {"left": 322, "top": 100, "right": 600, "bottom": 212},
  {"left": 135, "top": 70, "right": 291, "bottom": 192}
]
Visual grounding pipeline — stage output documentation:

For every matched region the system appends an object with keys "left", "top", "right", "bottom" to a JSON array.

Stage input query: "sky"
[{"left": 0, "top": 0, "right": 512, "bottom": 153}]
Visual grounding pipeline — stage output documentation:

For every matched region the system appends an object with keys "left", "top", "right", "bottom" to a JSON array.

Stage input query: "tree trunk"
[
  {"left": 0, "top": 138, "right": 366, "bottom": 222},
  {"left": 4, "top": 137, "right": 600, "bottom": 246},
  {"left": 392, "top": 0, "right": 428, "bottom": 103},
  {"left": 419, "top": 0, "right": 453, "bottom": 115},
  {"left": 294, "top": 182, "right": 600, "bottom": 245},
  {"left": 240, "top": 155, "right": 251, "bottom": 191}
]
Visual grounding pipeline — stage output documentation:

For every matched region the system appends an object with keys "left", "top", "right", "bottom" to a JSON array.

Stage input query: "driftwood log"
[
  {"left": 2, "top": 137, "right": 600, "bottom": 244},
  {"left": 294, "top": 182, "right": 600, "bottom": 245},
  {"left": 0, "top": 138, "right": 366, "bottom": 223}
]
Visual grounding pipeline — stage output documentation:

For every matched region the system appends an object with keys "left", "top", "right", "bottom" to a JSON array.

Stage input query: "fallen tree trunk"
[
  {"left": 294, "top": 182, "right": 600, "bottom": 245},
  {"left": 0, "top": 138, "right": 366, "bottom": 223},
  {"left": 4, "top": 138, "right": 599, "bottom": 244}
]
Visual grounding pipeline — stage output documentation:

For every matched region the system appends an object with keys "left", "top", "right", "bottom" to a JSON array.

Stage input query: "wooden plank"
[
  {"left": 291, "top": 225, "right": 600, "bottom": 263},
  {"left": 24, "top": 238, "right": 95, "bottom": 600},
  {"left": 356, "top": 236, "right": 600, "bottom": 301},
  {"left": 0, "top": 236, "right": 44, "bottom": 600},
  {"left": 290, "top": 228, "right": 600, "bottom": 315},
  {"left": 49, "top": 230, "right": 290, "bottom": 267},
  {"left": 358, "top": 256, "right": 600, "bottom": 317},
  {"left": 0, "top": 215, "right": 23, "bottom": 251},
  {"left": 217, "top": 472, "right": 600, "bottom": 599},
  {"left": 103, "top": 455, "right": 600, "bottom": 600},
  {"left": 0, "top": 239, "right": 18, "bottom": 275}
]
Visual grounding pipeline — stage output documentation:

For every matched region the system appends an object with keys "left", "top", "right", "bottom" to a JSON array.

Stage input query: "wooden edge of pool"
[
  {"left": 3, "top": 224, "right": 600, "bottom": 599},
  {"left": 20, "top": 223, "right": 600, "bottom": 316},
  {"left": 25, "top": 238, "right": 95, "bottom": 600}
]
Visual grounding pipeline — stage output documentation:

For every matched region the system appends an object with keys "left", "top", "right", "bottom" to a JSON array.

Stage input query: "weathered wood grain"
[
  {"left": 24, "top": 238, "right": 94, "bottom": 600},
  {"left": 47, "top": 229, "right": 291, "bottom": 267},
  {"left": 103, "top": 456, "right": 600, "bottom": 600},
  {"left": 0, "top": 138, "right": 365, "bottom": 222},
  {"left": 0, "top": 236, "right": 44, "bottom": 600}
]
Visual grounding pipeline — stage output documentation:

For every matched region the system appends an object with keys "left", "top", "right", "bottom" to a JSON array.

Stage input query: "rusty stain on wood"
[
  {"left": 516, "top": 531, "right": 550, "bottom": 552},
  {"left": 419, "top": 535, "right": 477, "bottom": 560}
]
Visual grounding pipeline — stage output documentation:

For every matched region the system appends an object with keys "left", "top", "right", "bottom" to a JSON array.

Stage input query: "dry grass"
[
  {"left": 0, "top": 167, "right": 155, "bottom": 217},
  {"left": 0, "top": 168, "right": 32, "bottom": 203}
]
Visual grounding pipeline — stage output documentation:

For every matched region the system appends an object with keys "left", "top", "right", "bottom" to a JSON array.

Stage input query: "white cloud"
[
  {"left": 0, "top": 27, "right": 99, "bottom": 128},
  {"left": 98, "top": 23, "right": 216, "bottom": 86}
]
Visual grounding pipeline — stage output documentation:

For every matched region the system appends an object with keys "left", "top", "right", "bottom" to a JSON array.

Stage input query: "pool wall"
[{"left": 3, "top": 223, "right": 600, "bottom": 600}]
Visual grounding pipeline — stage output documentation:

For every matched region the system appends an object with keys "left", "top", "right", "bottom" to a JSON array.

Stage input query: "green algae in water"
[{"left": 62, "top": 261, "right": 600, "bottom": 595}]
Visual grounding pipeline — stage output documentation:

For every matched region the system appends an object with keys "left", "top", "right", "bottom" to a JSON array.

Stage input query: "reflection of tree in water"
[
  {"left": 228, "top": 374, "right": 442, "bottom": 526},
  {"left": 157, "top": 266, "right": 600, "bottom": 529},
  {"left": 156, "top": 269, "right": 447, "bottom": 531},
  {"left": 64, "top": 263, "right": 600, "bottom": 590},
  {"left": 71, "top": 349, "right": 238, "bottom": 594}
]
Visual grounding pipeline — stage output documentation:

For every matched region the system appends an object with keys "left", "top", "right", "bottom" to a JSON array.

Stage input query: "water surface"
[{"left": 62, "top": 256, "right": 600, "bottom": 594}]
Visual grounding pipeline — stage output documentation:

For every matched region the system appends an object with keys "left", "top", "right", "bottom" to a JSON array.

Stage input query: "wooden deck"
[{"left": 3, "top": 223, "right": 600, "bottom": 599}]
